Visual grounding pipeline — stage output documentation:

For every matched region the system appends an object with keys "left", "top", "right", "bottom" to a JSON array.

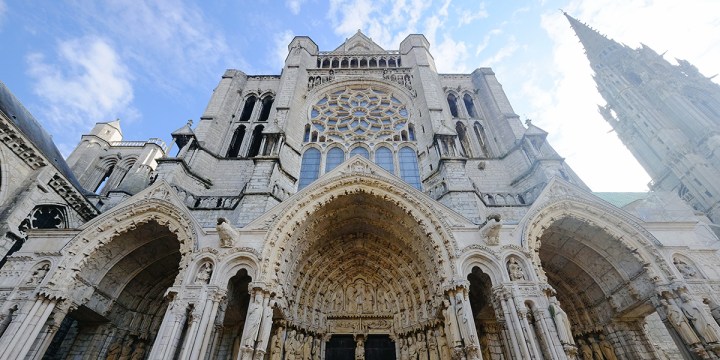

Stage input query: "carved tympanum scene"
[{"left": 1, "top": 14, "right": 720, "bottom": 360}]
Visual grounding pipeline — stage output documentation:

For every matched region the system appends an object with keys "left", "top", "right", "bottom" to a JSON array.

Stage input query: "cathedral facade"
[{"left": 1, "top": 17, "right": 720, "bottom": 360}]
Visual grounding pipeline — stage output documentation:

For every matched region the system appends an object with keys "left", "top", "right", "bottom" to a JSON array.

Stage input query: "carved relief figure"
[
  {"left": 427, "top": 329, "right": 440, "bottom": 360},
  {"left": 243, "top": 293, "right": 264, "bottom": 348},
  {"left": 408, "top": 336, "right": 417, "bottom": 359},
  {"left": 442, "top": 299, "right": 461, "bottom": 349},
  {"left": 355, "top": 337, "right": 365, "bottom": 360},
  {"left": 334, "top": 289, "right": 344, "bottom": 312},
  {"left": 704, "top": 298, "right": 720, "bottom": 327},
  {"left": 507, "top": 258, "right": 526, "bottom": 281},
  {"left": 303, "top": 334, "right": 313, "bottom": 360},
  {"left": 106, "top": 339, "right": 123, "bottom": 360},
  {"left": 377, "top": 288, "right": 387, "bottom": 312},
  {"left": 437, "top": 327, "right": 452, "bottom": 359},
  {"left": 312, "top": 337, "right": 322, "bottom": 360},
  {"left": 661, "top": 298, "right": 701, "bottom": 345},
  {"left": 480, "top": 214, "right": 502, "bottom": 245},
  {"left": 117, "top": 340, "right": 133, "bottom": 360},
  {"left": 680, "top": 292, "right": 720, "bottom": 343},
  {"left": 26, "top": 263, "right": 50, "bottom": 285},
  {"left": 217, "top": 217, "right": 239, "bottom": 247},
  {"left": 674, "top": 257, "right": 699, "bottom": 279},
  {"left": 598, "top": 334, "right": 618, "bottom": 360},
  {"left": 130, "top": 341, "right": 146, "bottom": 360},
  {"left": 294, "top": 332, "right": 306, "bottom": 359},
  {"left": 577, "top": 339, "right": 592, "bottom": 360},
  {"left": 588, "top": 337, "right": 603, "bottom": 360},
  {"left": 400, "top": 338, "right": 409, "bottom": 360},
  {"left": 285, "top": 330, "right": 297, "bottom": 360},
  {"left": 270, "top": 326, "right": 284, "bottom": 360},
  {"left": 194, "top": 262, "right": 213, "bottom": 284},
  {"left": 549, "top": 297, "right": 574, "bottom": 345},
  {"left": 417, "top": 332, "right": 429, "bottom": 360},
  {"left": 347, "top": 285, "right": 357, "bottom": 312},
  {"left": 356, "top": 282, "right": 366, "bottom": 313}
]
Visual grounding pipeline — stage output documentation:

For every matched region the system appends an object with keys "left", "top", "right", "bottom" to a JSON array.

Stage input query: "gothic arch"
[
  {"left": 215, "top": 251, "right": 260, "bottom": 286},
  {"left": 258, "top": 160, "right": 459, "bottom": 330},
  {"left": 459, "top": 249, "right": 503, "bottom": 285},
  {"left": 45, "top": 197, "right": 197, "bottom": 300},
  {"left": 305, "top": 79, "right": 417, "bottom": 108}
]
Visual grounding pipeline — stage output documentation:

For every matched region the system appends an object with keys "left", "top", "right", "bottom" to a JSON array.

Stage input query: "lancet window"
[{"left": 298, "top": 148, "right": 321, "bottom": 190}]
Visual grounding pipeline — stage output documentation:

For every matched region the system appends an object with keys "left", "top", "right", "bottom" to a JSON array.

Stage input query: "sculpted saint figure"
[
  {"left": 549, "top": 297, "right": 574, "bottom": 345},
  {"left": 356, "top": 283, "right": 366, "bottom": 313},
  {"left": 285, "top": 330, "right": 297, "bottom": 360},
  {"left": 194, "top": 262, "right": 213, "bottom": 284},
  {"left": 507, "top": 258, "right": 526, "bottom": 281},
  {"left": 130, "top": 341, "right": 146, "bottom": 360},
  {"left": 437, "top": 327, "right": 452, "bottom": 359},
  {"left": 312, "top": 337, "right": 322, "bottom": 360},
  {"left": 294, "top": 333, "right": 306, "bottom": 359},
  {"left": 106, "top": 339, "right": 123, "bottom": 360},
  {"left": 427, "top": 330, "right": 440, "bottom": 360},
  {"left": 400, "top": 338, "right": 409, "bottom": 360},
  {"left": 27, "top": 263, "right": 50, "bottom": 285},
  {"left": 417, "top": 332, "right": 429, "bottom": 360},
  {"left": 577, "top": 339, "right": 593, "bottom": 360},
  {"left": 303, "top": 334, "right": 313, "bottom": 360},
  {"left": 674, "top": 259, "right": 699, "bottom": 279},
  {"left": 408, "top": 336, "right": 417, "bottom": 359},
  {"left": 680, "top": 292, "right": 720, "bottom": 343},
  {"left": 704, "top": 298, "right": 720, "bottom": 327},
  {"left": 347, "top": 286, "right": 357, "bottom": 312},
  {"left": 334, "top": 290, "right": 344, "bottom": 312},
  {"left": 117, "top": 341, "right": 133, "bottom": 360},
  {"left": 598, "top": 334, "right": 618, "bottom": 360},
  {"left": 270, "top": 327, "right": 284, "bottom": 360},
  {"left": 216, "top": 217, "right": 239, "bottom": 247},
  {"left": 661, "top": 298, "right": 701, "bottom": 345},
  {"left": 355, "top": 337, "right": 365, "bottom": 360},
  {"left": 588, "top": 337, "right": 603, "bottom": 360},
  {"left": 442, "top": 299, "right": 462, "bottom": 349},
  {"left": 243, "top": 293, "right": 264, "bottom": 348}
]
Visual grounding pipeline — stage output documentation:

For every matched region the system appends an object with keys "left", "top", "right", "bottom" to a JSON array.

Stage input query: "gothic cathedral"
[{"left": 0, "top": 15, "right": 720, "bottom": 360}]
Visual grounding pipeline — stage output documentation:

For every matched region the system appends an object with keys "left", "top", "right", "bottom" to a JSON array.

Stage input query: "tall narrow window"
[
  {"left": 239, "top": 96, "right": 257, "bottom": 122},
  {"left": 463, "top": 94, "right": 478, "bottom": 118},
  {"left": 325, "top": 147, "right": 345, "bottom": 172},
  {"left": 375, "top": 146, "right": 394, "bottom": 174},
  {"left": 226, "top": 125, "right": 246, "bottom": 157},
  {"left": 95, "top": 166, "right": 114, "bottom": 193},
  {"left": 399, "top": 147, "right": 421, "bottom": 189},
  {"left": 247, "top": 125, "right": 264, "bottom": 157},
  {"left": 447, "top": 94, "right": 459, "bottom": 118},
  {"left": 473, "top": 122, "right": 489, "bottom": 157},
  {"left": 408, "top": 124, "right": 416, "bottom": 141},
  {"left": 349, "top": 147, "right": 369, "bottom": 159},
  {"left": 456, "top": 122, "right": 472, "bottom": 157},
  {"left": 298, "top": 148, "right": 321, "bottom": 189},
  {"left": 258, "top": 96, "right": 274, "bottom": 122}
]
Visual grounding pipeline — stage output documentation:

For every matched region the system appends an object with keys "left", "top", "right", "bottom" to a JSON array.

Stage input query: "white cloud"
[
  {"left": 434, "top": 36, "right": 469, "bottom": 73},
  {"left": 273, "top": 30, "right": 295, "bottom": 71},
  {"left": 0, "top": 0, "right": 6, "bottom": 27},
  {"left": 480, "top": 36, "right": 519, "bottom": 67},
  {"left": 458, "top": 2, "right": 488, "bottom": 26},
  {"left": 26, "top": 37, "right": 135, "bottom": 139},
  {"left": 286, "top": 0, "right": 304, "bottom": 15}
]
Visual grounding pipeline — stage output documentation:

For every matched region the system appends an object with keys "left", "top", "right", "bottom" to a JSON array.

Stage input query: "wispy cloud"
[
  {"left": 0, "top": 0, "right": 6, "bottom": 28},
  {"left": 458, "top": 2, "right": 488, "bottom": 26},
  {"left": 26, "top": 37, "right": 136, "bottom": 140},
  {"left": 286, "top": 0, "right": 305, "bottom": 15},
  {"left": 480, "top": 36, "right": 519, "bottom": 67},
  {"left": 273, "top": 30, "right": 295, "bottom": 71}
]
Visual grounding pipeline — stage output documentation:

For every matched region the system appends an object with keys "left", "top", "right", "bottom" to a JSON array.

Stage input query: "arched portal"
[
  {"left": 258, "top": 168, "right": 459, "bottom": 359},
  {"left": 44, "top": 220, "right": 182, "bottom": 359}
]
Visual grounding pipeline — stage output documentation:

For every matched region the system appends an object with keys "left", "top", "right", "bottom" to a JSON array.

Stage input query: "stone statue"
[
  {"left": 194, "top": 262, "right": 213, "bottom": 284},
  {"left": 598, "top": 334, "right": 618, "bottom": 360},
  {"left": 270, "top": 327, "right": 284, "bottom": 360},
  {"left": 216, "top": 217, "right": 239, "bottom": 248},
  {"left": 117, "top": 340, "right": 133, "bottom": 360},
  {"left": 400, "top": 338, "right": 409, "bottom": 360},
  {"left": 680, "top": 292, "right": 720, "bottom": 343},
  {"left": 243, "top": 293, "right": 264, "bottom": 348},
  {"left": 427, "top": 329, "right": 440, "bottom": 360},
  {"left": 704, "top": 298, "right": 720, "bottom": 327},
  {"left": 480, "top": 336, "right": 491, "bottom": 360},
  {"left": 480, "top": 214, "right": 502, "bottom": 245},
  {"left": 507, "top": 258, "right": 526, "bottom": 281},
  {"left": 355, "top": 337, "right": 365, "bottom": 360},
  {"left": 27, "top": 263, "right": 50, "bottom": 285},
  {"left": 408, "top": 336, "right": 417, "bottom": 359},
  {"left": 674, "top": 258, "right": 699, "bottom": 279},
  {"left": 106, "top": 339, "right": 123, "bottom": 360},
  {"left": 661, "top": 298, "right": 701, "bottom": 345},
  {"left": 442, "top": 299, "right": 461, "bottom": 348},
  {"left": 549, "top": 297, "right": 574, "bottom": 345},
  {"left": 588, "top": 337, "right": 603, "bottom": 360},
  {"left": 577, "top": 339, "right": 592, "bottom": 360},
  {"left": 285, "top": 330, "right": 297, "bottom": 360},
  {"left": 294, "top": 332, "right": 305, "bottom": 359},
  {"left": 312, "top": 337, "right": 322, "bottom": 360},
  {"left": 130, "top": 341, "right": 146, "bottom": 360},
  {"left": 347, "top": 286, "right": 357, "bottom": 312},
  {"left": 334, "top": 289, "right": 344, "bottom": 312},
  {"left": 303, "top": 334, "right": 313, "bottom": 359},
  {"left": 437, "top": 326, "right": 452, "bottom": 359},
  {"left": 377, "top": 288, "right": 387, "bottom": 312},
  {"left": 356, "top": 283, "right": 366, "bottom": 313},
  {"left": 417, "top": 332, "right": 429, "bottom": 360}
]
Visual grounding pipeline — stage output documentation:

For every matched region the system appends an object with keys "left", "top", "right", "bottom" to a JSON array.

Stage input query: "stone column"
[
  {"left": 492, "top": 287, "right": 528, "bottom": 359},
  {"left": 28, "top": 301, "right": 74, "bottom": 359},
  {"left": 253, "top": 297, "right": 276, "bottom": 360},
  {"left": 147, "top": 293, "right": 188, "bottom": 360},
  {"left": 193, "top": 289, "right": 227, "bottom": 359},
  {"left": 518, "top": 307, "right": 544, "bottom": 359},
  {"left": 177, "top": 306, "right": 202, "bottom": 360},
  {"left": 0, "top": 294, "right": 58, "bottom": 360},
  {"left": 452, "top": 287, "right": 482, "bottom": 359},
  {"left": 531, "top": 306, "right": 565, "bottom": 359},
  {"left": 606, "top": 320, "right": 663, "bottom": 360},
  {"left": 238, "top": 286, "right": 270, "bottom": 360}
]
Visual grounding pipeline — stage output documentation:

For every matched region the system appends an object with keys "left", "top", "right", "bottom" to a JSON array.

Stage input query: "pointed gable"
[{"left": 332, "top": 30, "right": 386, "bottom": 53}]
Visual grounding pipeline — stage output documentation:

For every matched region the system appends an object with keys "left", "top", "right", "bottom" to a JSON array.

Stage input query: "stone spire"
[{"left": 563, "top": 12, "right": 624, "bottom": 67}]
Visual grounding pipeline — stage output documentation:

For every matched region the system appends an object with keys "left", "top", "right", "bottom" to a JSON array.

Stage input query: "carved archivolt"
[{"left": 43, "top": 198, "right": 197, "bottom": 300}]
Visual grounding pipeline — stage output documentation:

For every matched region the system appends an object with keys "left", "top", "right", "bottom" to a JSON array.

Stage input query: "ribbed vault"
[
  {"left": 281, "top": 191, "right": 446, "bottom": 332},
  {"left": 538, "top": 217, "right": 654, "bottom": 330}
]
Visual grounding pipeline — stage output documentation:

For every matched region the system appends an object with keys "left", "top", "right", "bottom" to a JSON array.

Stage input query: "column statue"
[
  {"left": 577, "top": 339, "right": 592, "bottom": 360},
  {"left": 242, "top": 292, "right": 264, "bottom": 349},
  {"left": 417, "top": 332, "right": 429, "bottom": 360},
  {"left": 426, "top": 329, "right": 440, "bottom": 360},
  {"left": 442, "top": 299, "right": 462, "bottom": 349},
  {"left": 588, "top": 337, "right": 603, "bottom": 360},
  {"left": 355, "top": 337, "right": 365, "bottom": 360},
  {"left": 507, "top": 258, "right": 526, "bottom": 281},
  {"left": 437, "top": 326, "right": 452, "bottom": 359},
  {"left": 549, "top": 297, "right": 575, "bottom": 345},
  {"left": 408, "top": 336, "right": 417, "bottom": 359},
  {"left": 400, "top": 337, "right": 410, "bottom": 360},
  {"left": 661, "top": 298, "right": 701, "bottom": 345},
  {"left": 704, "top": 298, "right": 720, "bottom": 327},
  {"left": 269, "top": 326, "right": 284, "bottom": 360},
  {"left": 303, "top": 334, "right": 313, "bottom": 360},
  {"left": 285, "top": 330, "right": 297, "bottom": 360},
  {"left": 598, "top": 334, "right": 618, "bottom": 360},
  {"left": 679, "top": 293, "right": 720, "bottom": 344}
]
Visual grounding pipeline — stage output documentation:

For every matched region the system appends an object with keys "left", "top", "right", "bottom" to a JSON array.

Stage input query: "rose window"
[{"left": 309, "top": 87, "right": 410, "bottom": 142}]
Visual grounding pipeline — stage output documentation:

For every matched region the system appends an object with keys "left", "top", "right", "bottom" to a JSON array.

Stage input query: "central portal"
[{"left": 325, "top": 335, "right": 396, "bottom": 360}]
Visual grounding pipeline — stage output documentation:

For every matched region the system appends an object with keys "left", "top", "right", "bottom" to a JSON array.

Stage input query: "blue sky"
[{"left": 1, "top": 0, "right": 719, "bottom": 191}]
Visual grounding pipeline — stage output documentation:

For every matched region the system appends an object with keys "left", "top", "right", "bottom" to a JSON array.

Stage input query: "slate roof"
[{"left": 0, "top": 81, "right": 91, "bottom": 195}]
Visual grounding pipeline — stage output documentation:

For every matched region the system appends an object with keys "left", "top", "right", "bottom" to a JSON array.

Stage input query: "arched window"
[
  {"left": 447, "top": 94, "right": 459, "bottom": 118},
  {"left": 463, "top": 94, "right": 478, "bottom": 118},
  {"left": 304, "top": 124, "right": 311, "bottom": 142},
  {"left": 473, "top": 122, "right": 489, "bottom": 157},
  {"left": 375, "top": 146, "right": 394, "bottom": 173},
  {"left": 298, "top": 148, "right": 321, "bottom": 190},
  {"left": 247, "top": 125, "right": 264, "bottom": 157},
  {"left": 239, "top": 96, "right": 256, "bottom": 122},
  {"left": 408, "top": 124, "right": 416, "bottom": 141},
  {"left": 258, "top": 96, "right": 274, "bottom": 122},
  {"left": 95, "top": 166, "right": 114, "bottom": 193},
  {"left": 399, "top": 147, "right": 421, "bottom": 189},
  {"left": 456, "top": 122, "right": 472, "bottom": 157},
  {"left": 349, "top": 147, "right": 369, "bottom": 159},
  {"left": 226, "top": 125, "right": 246, "bottom": 157},
  {"left": 326, "top": 147, "right": 345, "bottom": 172}
]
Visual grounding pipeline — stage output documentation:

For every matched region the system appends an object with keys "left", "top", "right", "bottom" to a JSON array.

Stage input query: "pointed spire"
[{"left": 563, "top": 12, "right": 623, "bottom": 65}]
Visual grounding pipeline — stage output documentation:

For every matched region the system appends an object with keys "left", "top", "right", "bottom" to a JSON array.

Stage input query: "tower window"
[
  {"left": 326, "top": 147, "right": 345, "bottom": 172},
  {"left": 239, "top": 96, "right": 257, "bottom": 122},
  {"left": 298, "top": 148, "right": 321, "bottom": 189},
  {"left": 463, "top": 94, "right": 478, "bottom": 118},
  {"left": 247, "top": 125, "right": 264, "bottom": 157},
  {"left": 257, "top": 96, "right": 274, "bottom": 122},
  {"left": 447, "top": 94, "right": 459, "bottom": 118},
  {"left": 226, "top": 125, "right": 246, "bottom": 157},
  {"left": 375, "top": 146, "right": 394, "bottom": 174},
  {"left": 399, "top": 147, "right": 421, "bottom": 189}
]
